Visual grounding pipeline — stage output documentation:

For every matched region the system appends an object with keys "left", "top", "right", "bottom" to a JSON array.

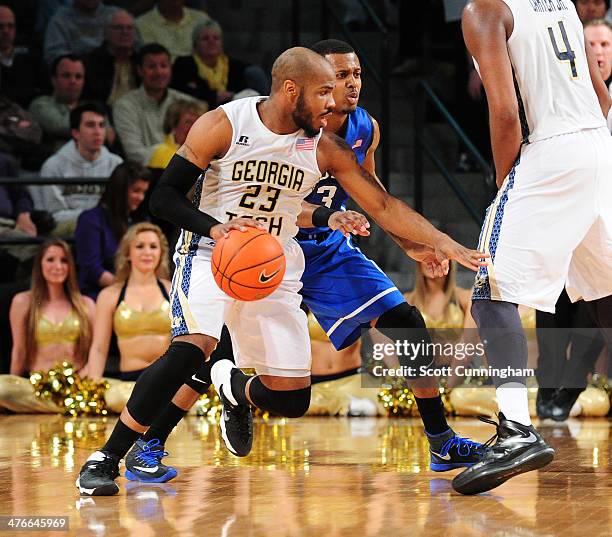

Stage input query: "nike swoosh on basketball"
[
  {"left": 431, "top": 451, "right": 452, "bottom": 461},
  {"left": 259, "top": 268, "right": 280, "bottom": 283},
  {"left": 191, "top": 374, "right": 207, "bottom": 384},
  {"left": 132, "top": 465, "right": 159, "bottom": 473}
]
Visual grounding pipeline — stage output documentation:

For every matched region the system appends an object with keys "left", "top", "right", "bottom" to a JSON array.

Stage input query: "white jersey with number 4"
[
  {"left": 197, "top": 96, "right": 322, "bottom": 245},
  {"left": 499, "top": 0, "right": 606, "bottom": 143}
]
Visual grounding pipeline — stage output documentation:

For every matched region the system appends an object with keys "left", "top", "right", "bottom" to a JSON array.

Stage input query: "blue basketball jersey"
[{"left": 302, "top": 107, "right": 374, "bottom": 233}]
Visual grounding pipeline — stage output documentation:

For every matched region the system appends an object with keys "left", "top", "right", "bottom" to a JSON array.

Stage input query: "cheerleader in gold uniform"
[
  {"left": 0, "top": 240, "right": 94, "bottom": 412},
  {"left": 83, "top": 223, "right": 171, "bottom": 412}
]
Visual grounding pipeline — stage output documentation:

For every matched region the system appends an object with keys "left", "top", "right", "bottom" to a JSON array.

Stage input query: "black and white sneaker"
[
  {"left": 76, "top": 451, "right": 120, "bottom": 496},
  {"left": 212, "top": 360, "right": 253, "bottom": 457},
  {"left": 452, "top": 413, "right": 555, "bottom": 495}
]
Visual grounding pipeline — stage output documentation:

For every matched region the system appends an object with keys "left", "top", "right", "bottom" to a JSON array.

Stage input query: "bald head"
[{"left": 271, "top": 47, "right": 335, "bottom": 93}]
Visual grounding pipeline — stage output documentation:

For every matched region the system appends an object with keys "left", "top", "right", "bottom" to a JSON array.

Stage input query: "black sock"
[
  {"left": 230, "top": 368, "right": 251, "bottom": 406},
  {"left": 102, "top": 419, "right": 142, "bottom": 459},
  {"left": 414, "top": 395, "right": 449, "bottom": 436},
  {"left": 142, "top": 402, "right": 188, "bottom": 446}
]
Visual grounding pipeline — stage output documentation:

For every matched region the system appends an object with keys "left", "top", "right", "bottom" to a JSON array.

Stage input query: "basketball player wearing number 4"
[
  {"left": 76, "top": 46, "right": 485, "bottom": 496},
  {"left": 452, "top": 0, "right": 612, "bottom": 495}
]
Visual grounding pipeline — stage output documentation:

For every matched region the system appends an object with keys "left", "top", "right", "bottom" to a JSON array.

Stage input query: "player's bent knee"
[
  {"left": 174, "top": 333, "right": 218, "bottom": 357},
  {"left": 126, "top": 341, "right": 205, "bottom": 424},
  {"left": 249, "top": 376, "right": 311, "bottom": 418}
]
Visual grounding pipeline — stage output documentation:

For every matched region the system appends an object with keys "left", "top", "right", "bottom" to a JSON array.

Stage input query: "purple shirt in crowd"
[{"left": 75, "top": 205, "right": 118, "bottom": 299}]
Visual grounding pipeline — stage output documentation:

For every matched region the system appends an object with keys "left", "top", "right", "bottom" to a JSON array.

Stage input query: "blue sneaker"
[
  {"left": 428, "top": 429, "right": 483, "bottom": 472},
  {"left": 124, "top": 439, "right": 178, "bottom": 483}
]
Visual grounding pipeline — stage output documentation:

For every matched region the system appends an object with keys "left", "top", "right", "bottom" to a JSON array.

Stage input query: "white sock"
[
  {"left": 210, "top": 359, "right": 238, "bottom": 405},
  {"left": 496, "top": 382, "right": 531, "bottom": 426}
]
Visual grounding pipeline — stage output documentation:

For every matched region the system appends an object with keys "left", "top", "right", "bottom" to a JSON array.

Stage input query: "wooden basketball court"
[{"left": 0, "top": 415, "right": 610, "bottom": 536}]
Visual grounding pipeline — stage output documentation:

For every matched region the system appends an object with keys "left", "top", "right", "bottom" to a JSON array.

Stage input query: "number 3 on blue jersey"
[{"left": 317, "top": 185, "right": 338, "bottom": 208}]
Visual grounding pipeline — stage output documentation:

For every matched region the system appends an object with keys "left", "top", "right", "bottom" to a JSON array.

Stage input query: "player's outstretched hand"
[
  {"left": 403, "top": 243, "right": 450, "bottom": 278},
  {"left": 329, "top": 210, "right": 370, "bottom": 237},
  {"left": 210, "top": 218, "right": 267, "bottom": 240},
  {"left": 435, "top": 234, "right": 489, "bottom": 272}
]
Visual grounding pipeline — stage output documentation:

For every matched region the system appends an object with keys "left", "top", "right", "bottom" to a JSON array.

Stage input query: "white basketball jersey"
[
  {"left": 499, "top": 0, "right": 606, "bottom": 142},
  {"left": 197, "top": 97, "right": 322, "bottom": 245}
]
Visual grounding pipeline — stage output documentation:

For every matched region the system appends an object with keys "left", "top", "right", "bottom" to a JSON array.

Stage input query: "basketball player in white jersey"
[
  {"left": 75, "top": 47, "right": 486, "bottom": 496},
  {"left": 455, "top": 0, "right": 612, "bottom": 495}
]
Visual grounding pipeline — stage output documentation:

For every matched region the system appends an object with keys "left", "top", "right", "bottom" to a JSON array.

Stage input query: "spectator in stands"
[
  {"left": 584, "top": 19, "right": 612, "bottom": 95},
  {"left": 36, "top": 1, "right": 70, "bottom": 37},
  {"left": 43, "top": 0, "right": 118, "bottom": 66},
  {"left": 82, "top": 222, "right": 170, "bottom": 385},
  {"left": 75, "top": 161, "right": 151, "bottom": 299},
  {"left": 29, "top": 55, "right": 85, "bottom": 157},
  {"left": 113, "top": 43, "right": 202, "bottom": 164},
  {"left": 148, "top": 99, "right": 206, "bottom": 169},
  {"left": 136, "top": 0, "right": 210, "bottom": 60},
  {"left": 0, "top": 93, "right": 43, "bottom": 170},
  {"left": 83, "top": 9, "right": 139, "bottom": 107},
  {"left": 172, "top": 19, "right": 269, "bottom": 110},
  {"left": 0, "top": 6, "right": 48, "bottom": 108},
  {"left": 573, "top": 0, "right": 609, "bottom": 23},
  {"left": 0, "top": 239, "right": 94, "bottom": 413},
  {"left": 0, "top": 153, "right": 40, "bottom": 281},
  {"left": 32, "top": 102, "right": 123, "bottom": 236}
]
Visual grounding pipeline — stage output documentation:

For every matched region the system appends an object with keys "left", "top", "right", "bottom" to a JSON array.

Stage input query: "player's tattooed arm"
[
  {"left": 319, "top": 132, "right": 487, "bottom": 271},
  {"left": 149, "top": 108, "right": 234, "bottom": 237}
]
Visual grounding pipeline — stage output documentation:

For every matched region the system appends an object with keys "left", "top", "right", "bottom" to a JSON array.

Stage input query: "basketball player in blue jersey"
[
  {"left": 454, "top": 0, "right": 612, "bottom": 495},
  {"left": 296, "top": 39, "right": 483, "bottom": 471}
]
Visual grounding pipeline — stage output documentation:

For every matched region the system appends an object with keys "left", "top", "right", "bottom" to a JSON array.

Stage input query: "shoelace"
[
  {"left": 478, "top": 415, "right": 501, "bottom": 449},
  {"left": 136, "top": 439, "right": 170, "bottom": 466},
  {"left": 438, "top": 435, "right": 484, "bottom": 458},
  {"left": 89, "top": 455, "right": 118, "bottom": 477},
  {"left": 229, "top": 404, "right": 252, "bottom": 439}
]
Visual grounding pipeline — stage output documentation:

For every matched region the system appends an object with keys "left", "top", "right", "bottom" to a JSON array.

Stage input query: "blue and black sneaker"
[
  {"left": 427, "top": 429, "right": 484, "bottom": 472},
  {"left": 124, "top": 438, "right": 178, "bottom": 483}
]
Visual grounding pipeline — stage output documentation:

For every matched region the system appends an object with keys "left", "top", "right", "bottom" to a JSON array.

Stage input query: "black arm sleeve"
[{"left": 149, "top": 154, "right": 221, "bottom": 238}]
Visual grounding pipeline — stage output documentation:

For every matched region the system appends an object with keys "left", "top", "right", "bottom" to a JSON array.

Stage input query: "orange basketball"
[{"left": 211, "top": 228, "right": 286, "bottom": 301}]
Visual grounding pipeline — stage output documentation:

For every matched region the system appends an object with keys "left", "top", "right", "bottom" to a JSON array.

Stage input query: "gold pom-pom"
[
  {"left": 378, "top": 378, "right": 455, "bottom": 417},
  {"left": 30, "top": 361, "right": 110, "bottom": 416},
  {"left": 378, "top": 382, "right": 417, "bottom": 417}
]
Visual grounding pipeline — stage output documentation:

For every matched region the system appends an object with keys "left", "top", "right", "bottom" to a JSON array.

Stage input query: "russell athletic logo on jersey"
[{"left": 231, "top": 160, "right": 305, "bottom": 192}]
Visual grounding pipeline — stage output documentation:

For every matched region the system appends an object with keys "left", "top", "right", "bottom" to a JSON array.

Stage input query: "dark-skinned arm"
[
  {"left": 462, "top": 0, "right": 521, "bottom": 188},
  {"left": 318, "top": 132, "right": 487, "bottom": 271},
  {"left": 149, "top": 108, "right": 264, "bottom": 239},
  {"left": 362, "top": 116, "right": 435, "bottom": 257}
]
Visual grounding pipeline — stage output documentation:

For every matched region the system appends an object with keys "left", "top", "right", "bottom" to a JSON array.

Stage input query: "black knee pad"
[
  {"left": 127, "top": 341, "right": 205, "bottom": 424},
  {"left": 377, "top": 302, "right": 427, "bottom": 330},
  {"left": 376, "top": 303, "right": 434, "bottom": 374},
  {"left": 248, "top": 377, "right": 311, "bottom": 418}
]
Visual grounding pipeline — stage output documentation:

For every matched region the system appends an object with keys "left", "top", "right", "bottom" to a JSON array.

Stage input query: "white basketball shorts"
[
  {"left": 473, "top": 127, "right": 612, "bottom": 312},
  {"left": 170, "top": 236, "right": 311, "bottom": 377}
]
